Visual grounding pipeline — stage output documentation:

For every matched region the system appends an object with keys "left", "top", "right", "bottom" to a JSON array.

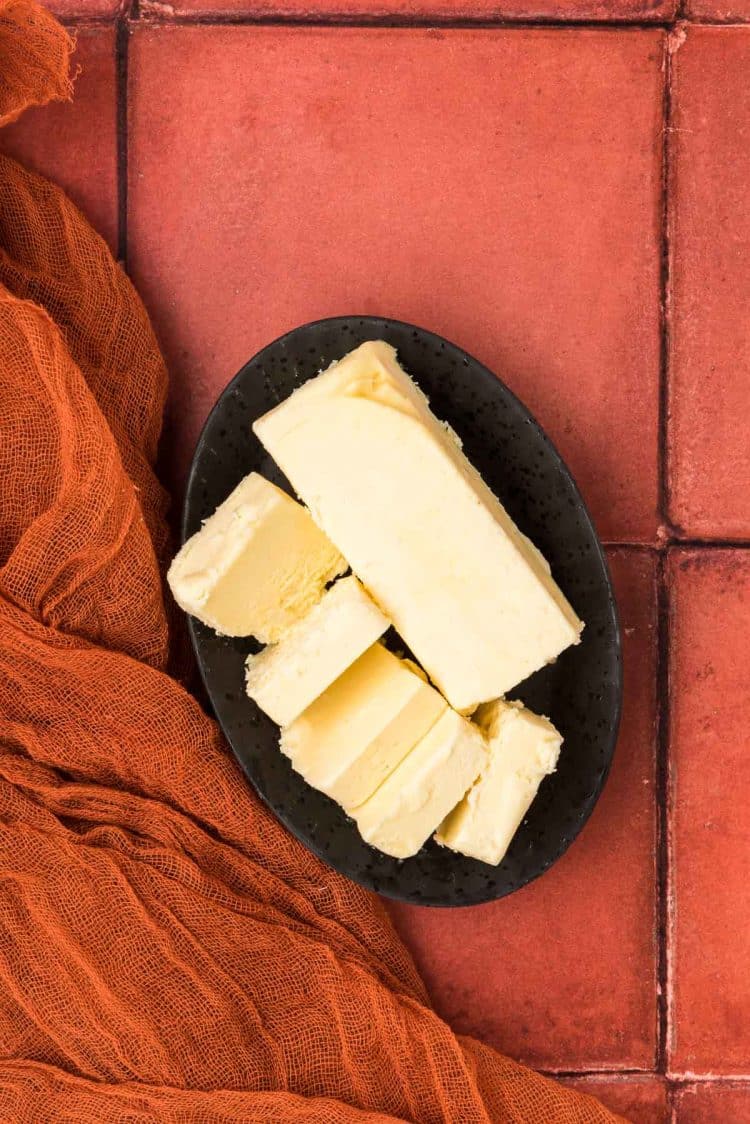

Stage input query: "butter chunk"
[
  {"left": 436, "top": 699, "right": 562, "bottom": 866},
  {"left": 167, "top": 472, "right": 345, "bottom": 641},
  {"left": 245, "top": 575, "right": 390, "bottom": 727},
  {"left": 354, "top": 709, "right": 487, "bottom": 860},
  {"left": 280, "top": 642, "right": 446, "bottom": 811},
  {"left": 253, "top": 340, "right": 583, "bottom": 713}
]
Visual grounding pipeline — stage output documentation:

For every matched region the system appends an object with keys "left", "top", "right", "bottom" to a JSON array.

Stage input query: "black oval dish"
[{"left": 183, "top": 316, "right": 622, "bottom": 907}]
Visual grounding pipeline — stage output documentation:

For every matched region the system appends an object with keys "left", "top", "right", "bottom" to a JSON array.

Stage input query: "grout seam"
[
  {"left": 655, "top": 30, "right": 675, "bottom": 1082},
  {"left": 601, "top": 542, "right": 661, "bottom": 552},
  {"left": 546, "top": 1071, "right": 750, "bottom": 1082},
  {"left": 115, "top": 18, "right": 129, "bottom": 266},
  {"left": 665, "top": 538, "right": 750, "bottom": 549},
  {"left": 127, "top": 11, "right": 676, "bottom": 26},
  {"left": 601, "top": 539, "right": 750, "bottom": 551},
  {"left": 655, "top": 550, "right": 671, "bottom": 1076},
  {"left": 658, "top": 30, "right": 676, "bottom": 539},
  {"left": 540, "top": 1067, "right": 658, "bottom": 1079},
  {"left": 58, "top": 11, "right": 750, "bottom": 26}
]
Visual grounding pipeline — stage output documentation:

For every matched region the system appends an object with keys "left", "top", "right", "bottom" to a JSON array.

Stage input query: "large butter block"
[
  {"left": 354, "top": 708, "right": 487, "bottom": 860},
  {"left": 280, "top": 642, "right": 446, "bottom": 811},
  {"left": 167, "top": 472, "right": 345, "bottom": 641},
  {"left": 253, "top": 340, "right": 583, "bottom": 713},
  {"left": 245, "top": 575, "right": 390, "bottom": 727},
  {"left": 436, "top": 699, "right": 562, "bottom": 866}
]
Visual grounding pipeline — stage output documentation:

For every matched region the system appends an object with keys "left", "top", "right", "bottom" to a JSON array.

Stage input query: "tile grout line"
[
  {"left": 600, "top": 539, "right": 750, "bottom": 554},
  {"left": 658, "top": 28, "right": 675, "bottom": 539},
  {"left": 655, "top": 550, "right": 672, "bottom": 1078},
  {"left": 126, "top": 11, "right": 677, "bottom": 27},
  {"left": 115, "top": 16, "right": 129, "bottom": 267},
  {"left": 598, "top": 539, "right": 750, "bottom": 551},
  {"left": 540, "top": 1068, "right": 660, "bottom": 1079},
  {"left": 62, "top": 12, "right": 750, "bottom": 27},
  {"left": 544, "top": 1070, "right": 750, "bottom": 1081},
  {"left": 654, "top": 27, "right": 676, "bottom": 1082},
  {"left": 118, "top": 11, "right": 750, "bottom": 28},
  {"left": 665, "top": 538, "right": 750, "bottom": 549}
]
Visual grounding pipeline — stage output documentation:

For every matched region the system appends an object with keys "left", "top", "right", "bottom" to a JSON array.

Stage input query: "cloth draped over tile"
[{"left": 0, "top": 6, "right": 625, "bottom": 1121}]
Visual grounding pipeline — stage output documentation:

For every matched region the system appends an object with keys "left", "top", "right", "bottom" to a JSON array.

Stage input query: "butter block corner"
[
  {"left": 167, "top": 472, "right": 346, "bottom": 642},
  {"left": 279, "top": 642, "right": 446, "bottom": 811},
  {"left": 245, "top": 575, "right": 390, "bottom": 727},
  {"left": 436, "top": 699, "right": 562, "bottom": 866},
  {"left": 354, "top": 708, "right": 487, "bottom": 860}
]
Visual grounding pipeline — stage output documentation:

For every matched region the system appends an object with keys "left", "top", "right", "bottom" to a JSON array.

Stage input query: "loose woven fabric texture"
[{"left": 0, "top": 7, "right": 624, "bottom": 1120}]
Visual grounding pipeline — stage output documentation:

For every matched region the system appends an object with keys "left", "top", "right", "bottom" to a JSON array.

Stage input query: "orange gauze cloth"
[{"left": 0, "top": 8, "right": 626, "bottom": 1122}]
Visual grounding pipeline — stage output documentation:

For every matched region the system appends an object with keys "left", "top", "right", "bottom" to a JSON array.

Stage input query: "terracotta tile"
[
  {"left": 0, "top": 27, "right": 118, "bottom": 252},
  {"left": 167, "top": 0, "right": 675, "bottom": 22},
  {"left": 684, "top": 0, "right": 750, "bottom": 18},
  {"left": 669, "top": 28, "right": 750, "bottom": 538},
  {"left": 668, "top": 550, "right": 750, "bottom": 1076},
  {"left": 389, "top": 549, "right": 658, "bottom": 1071},
  {"left": 674, "top": 1082, "right": 750, "bottom": 1122},
  {"left": 129, "top": 26, "right": 663, "bottom": 541},
  {"left": 562, "top": 1076, "right": 668, "bottom": 1124},
  {"left": 47, "top": 0, "right": 123, "bottom": 15}
]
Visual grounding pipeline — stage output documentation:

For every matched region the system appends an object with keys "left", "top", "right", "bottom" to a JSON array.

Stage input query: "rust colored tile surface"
[
  {"left": 684, "top": 0, "right": 750, "bottom": 17},
  {"left": 0, "top": 27, "right": 118, "bottom": 252},
  {"left": 675, "top": 1083, "right": 750, "bottom": 1122},
  {"left": 167, "top": 0, "right": 675, "bottom": 21},
  {"left": 563, "top": 1076, "right": 668, "bottom": 1123},
  {"left": 669, "top": 28, "right": 750, "bottom": 538},
  {"left": 389, "top": 549, "right": 658, "bottom": 1071},
  {"left": 128, "top": 26, "right": 663, "bottom": 541},
  {"left": 47, "top": 0, "right": 122, "bottom": 13},
  {"left": 668, "top": 551, "right": 750, "bottom": 1076}
]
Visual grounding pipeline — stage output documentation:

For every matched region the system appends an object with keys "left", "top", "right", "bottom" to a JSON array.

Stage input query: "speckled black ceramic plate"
[{"left": 183, "top": 316, "right": 622, "bottom": 906}]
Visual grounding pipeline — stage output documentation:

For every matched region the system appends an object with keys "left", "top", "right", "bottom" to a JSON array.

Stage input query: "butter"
[
  {"left": 253, "top": 340, "right": 583, "bottom": 713},
  {"left": 245, "top": 575, "right": 390, "bottom": 727},
  {"left": 167, "top": 472, "right": 346, "bottom": 641},
  {"left": 280, "top": 642, "right": 446, "bottom": 810},
  {"left": 354, "top": 708, "right": 487, "bottom": 860},
  {"left": 436, "top": 699, "right": 562, "bottom": 866}
]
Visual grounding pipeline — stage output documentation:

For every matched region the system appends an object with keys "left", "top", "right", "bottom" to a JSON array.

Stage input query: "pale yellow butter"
[
  {"left": 167, "top": 472, "right": 345, "bottom": 641},
  {"left": 436, "top": 698, "right": 562, "bottom": 866},
  {"left": 245, "top": 575, "right": 390, "bottom": 727},
  {"left": 354, "top": 708, "right": 487, "bottom": 860},
  {"left": 280, "top": 642, "right": 446, "bottom": 811},
  {"left": 253, "top": 340, "right": 583, "bottom": 713}
]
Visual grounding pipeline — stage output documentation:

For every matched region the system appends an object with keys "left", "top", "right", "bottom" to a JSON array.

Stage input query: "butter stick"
[
  {"left": 436, "top": 699, "right": 562, "bottom": 866},
  {"left": 280, "top": 642, "right": 446, "bottom": 811},
  {"left": 253, "top": 341, "right": 583, "bottom": 713},
  {"left": 167, "top": 472, "right": 345, "bottom": 642},
  {"left": 354, "top": 708, "right": 487, "bottom": 860},
  {"left": 245, "top": 576, "right": 389, "bottom": 727}
]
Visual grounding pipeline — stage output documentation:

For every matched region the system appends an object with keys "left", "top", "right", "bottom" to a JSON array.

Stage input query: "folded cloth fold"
[{"left": 0, "top": 7, "right": 624, "bottom": 1121}]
